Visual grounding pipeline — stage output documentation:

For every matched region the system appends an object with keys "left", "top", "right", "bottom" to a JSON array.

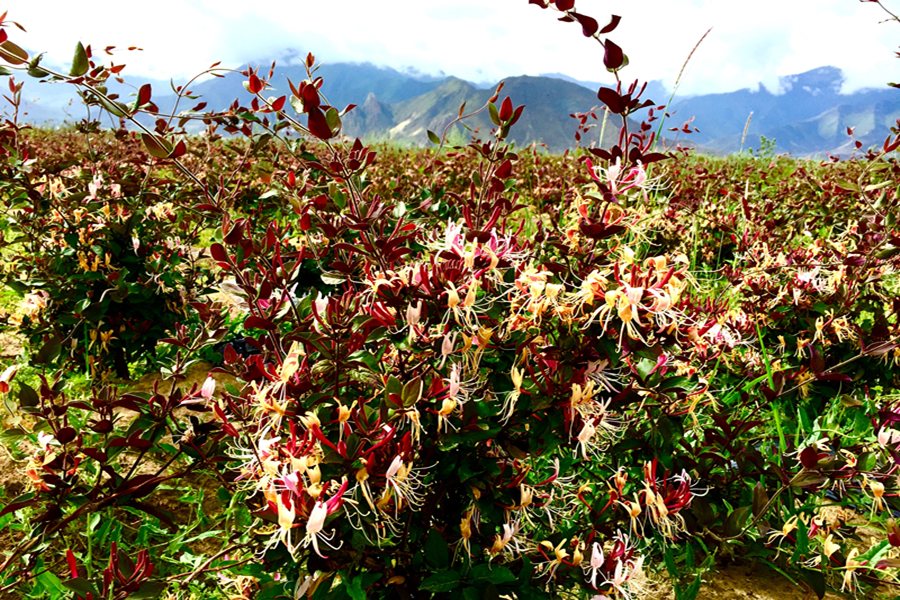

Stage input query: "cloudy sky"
[{"left": 7, "top": 0, "right": 900, "bottom": 96}]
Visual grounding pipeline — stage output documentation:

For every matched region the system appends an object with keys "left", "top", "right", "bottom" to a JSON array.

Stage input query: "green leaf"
[
  {"left": 141, "top": 133, "right": 172, "bottom": 159},
  {"left": 723, "top": 505, "right": 750, "bottom": 537},
  {"left": 800, "top": 569, "right": 825, "bottom": 600},
  {"left": 0, "top": 41, "right": 28, "bottom": 66},
  {"left": 35, "top": 571, "right": 67, "bottom": 599},
  {"left": 33, "top": 336, "right": 62, "bottom": 365},
  {"left": 0, "top": 428, "right": 25, "bottom": 443},
  {"left": 488, "top": 102, "right": 500, "bottom": 126},
  {"left": 662, "top": 545, "right": 678, "bottom": 579},
  {"left": 420, "top": 571, "right": 461, "bottom": 592},
  {"left": 63, "top": 578, "right": 100, "bottom": 598},
  {"left": 325, "top": 106, "right": 342, "bottom": 135},
  {"left": 682, "top": 574, "right": 702, "bottom": 600},
  {"left": 469, "top": 564, "right": 515, "bottom": 585},
  {"left": 427, "top": 130, "right": 441, "bottom": 145},
  {"left": 70, "top": 42, "right": 89, "bottom": 76},
  {"left": 482, "top": 584, "right": 500, "bottom": 600},
  {"left": 463, "top": 588, "right": 481, "bottom": 600},
  {"left": 402, "top": 377, "right": 422, "bottom": 407},
  {"left": 96, "top": 93, "right": 129, "bottom": 117},
  {"left": 790, "top": 518, "right": 809, "bottom": 561},
  {"left": 343, "top": 571, "right": 366, "bottom": 600},
  {"left": 424, "top": 528, "right": 449, "bottom": 570}
]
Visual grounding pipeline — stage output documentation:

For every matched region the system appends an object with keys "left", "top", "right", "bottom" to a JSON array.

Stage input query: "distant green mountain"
[
  {"left": 669, "top": 67, "right": 899, "bottom": 156},
  {"left": 344, "top": 75, "right": 631, "bottom": 152},
  {"left": 9, "top": 58, "right": 898, "bottom": 157}
]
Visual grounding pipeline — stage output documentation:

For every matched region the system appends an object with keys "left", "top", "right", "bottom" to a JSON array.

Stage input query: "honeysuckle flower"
[
  {"left": 841, "top": 548, "right": 861, "bottom": 592},
  {"left": 575, "top": 420, "right": 597, "bottom": 460},
  {"left": 0, "top": 364, "right": 18, "bottom": 394},
  {"left": 877, "top": 426, "right": 900, "bottom": 448},
  {"left": 822, "top": 533, "right": 841, "bottom": 560},
  {"left": 866, "top": 477, "right": 887, "bottom": 515},
  {"left": 301, "top": 478, "right": 347, "bottom": 558},
  {"left": 438, "top": 397, "right": 458, "bottom": 433},
  {"left": 538, "top": 538, "right": 570, "bottom": 579},
  {"left": 37, "top": 431, "right": 56, "bottom": 451},
  {"left": 200, "top": 376, "right": 216, "bottom": 400},
  {"left": 583, "top": 541, "right": 605, "bottom": 588},
  {"left": 489, "top": 521, "right": 522, "bottom": 556},
  {"left": 769, "top": 515, "right": 799, "bottom": 549},
  {"left": 620, "top": 496, "right": 643, "bottom": 537},
  {"left": 438, "top": 331, "right": 457, "bottom": 369},
  {"left": 379, "top": 455, "right": 427, "bottom": 515}
]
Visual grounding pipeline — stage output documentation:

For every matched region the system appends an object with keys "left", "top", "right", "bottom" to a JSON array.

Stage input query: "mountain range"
[{"left": 10, "top": 59, "right": 899, "bottom": 157}]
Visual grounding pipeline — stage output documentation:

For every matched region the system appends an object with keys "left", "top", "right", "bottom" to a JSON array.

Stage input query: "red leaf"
[
  {"left": 555, "top": 0, "right": 575, "bottom": 10},
  {"left": 244, "top": 316, "right": 276, "bottom": 331},
  {"left": 169, "top": 139, "right": 186, "bottom": 159},
  {"left": 57, "top": 427, "right": 77, "bottom": 444},
  {"left": 302, "top": 82, "right": 320, "bottom": 110},
  {"left": 223, "top": 344, "right": 239, "bottom": 365},
  {"left": 248, "top": 74, "right": 262, "bottom": 94},
  {"left": 210, "top": 243, "right": 228, "bottom": 263},
  {"left": 307, "top": 106, "right": 334, "bottom": 140},
  {"left": 0, "top": 29, "right": 7, "bottom": 45},
  {"left": 799, "top": 446, "right": 819, "bottom": 470},
  {"left": 0, "top": 499, "right": 38, "bottom": 517},
  {"left": 495, "top": 159, "right": 513, "bottom": 179},
  {"left": 511, "top": 104, "right": 525, "bottom": 126},
  {"left": 138, "top": 83, "right": 151, "bottom": 106},
  {"left": 573, "top": 12, "right": 599, "bottom": 36},
  {"left": 499, "top": 96, "right": 513, "bottom": 122},
  {"left": 597, "top": 87, "right": 623, "bottom": 113},
  {"left": 599, "top": 14, "right": 621, "bottom": 34},
  {"left": 82, "top": 448, "right": 108, "bottom": 462},
  {"left": 603, "top": 39, "right": 624, "bottom": 70},
  {"left": 271, "top": 95, "right": 286, "bottom": 112}
]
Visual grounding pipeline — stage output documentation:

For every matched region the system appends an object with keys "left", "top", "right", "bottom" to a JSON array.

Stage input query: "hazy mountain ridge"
[{"left": 9, "top": 59, "right": 898, "bottom": 156}]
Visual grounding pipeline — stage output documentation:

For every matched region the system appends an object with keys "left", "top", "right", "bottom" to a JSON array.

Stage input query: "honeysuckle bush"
[
  {"left": 2, "top": 3, "right": 900, "bottom": 600},
  {"left": 0, "top": 72, "right": 225, "bottom": 379}
]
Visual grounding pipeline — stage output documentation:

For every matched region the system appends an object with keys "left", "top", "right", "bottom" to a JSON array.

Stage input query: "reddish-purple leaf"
[
  {"left": 799, "top": 447, "right": 819, "bottom": 470},
  {"left": 597, "top": 87, "right": 622, "bottom": 114},
  {"left": 210, "top": 243, "right": 228, "bottom": 263},
  {"left": 138, "top": 83, "right": 151, "bottom": 106},
  {"left": 56, "top": 427, "right": 77, "bottom": 444},
  {"left": 555, "top": 0, "right": 575, "bottom": 10},
  {"left": 810, "top": 345, "right": 824, "bottom": 375},
  {"left": 816, "top": 373, "right": 852, "bottom": 382},
  {"left": 244, "top": 316, "right": 276, "bottom": 331},
  {"left": 599, "top": 14, "right": 621, "bottom": 34},
  {"left": 307, "top": 106, "right": 334, "bottom": 140},
  {"left": 302, "top": 83, "right": 320, "bottom": 110},
  {"left": 603, "top": 39, "right": 624, "bottom": 70},
  {"left": 169, "top": 139, "right": 186, "bottom": 159},
  {"left": 573, "top": 12, "right": 599, "bottom": 36},
  {"left": 0, "top": 498, "right": 37, "bottom": 517},
  {"left": 499, "top": 96, "right": 513, "bottom": 122},
  {"left": 248, "top": 74, "right": 262, "bottom": 94}
]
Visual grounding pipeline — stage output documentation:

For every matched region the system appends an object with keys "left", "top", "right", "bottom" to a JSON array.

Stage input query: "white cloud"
[{"left": 6, "top": 0, "right": 899, "bottom": 95}]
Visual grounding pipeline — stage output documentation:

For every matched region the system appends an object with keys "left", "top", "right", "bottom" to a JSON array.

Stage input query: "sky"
[{"left": 6, "top": 0, "right": 900, "bottom": 96}]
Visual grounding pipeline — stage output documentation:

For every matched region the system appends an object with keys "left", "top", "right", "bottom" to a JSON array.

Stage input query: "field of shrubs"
[{"left": 1, "top": 3, "right": 900, "bottom": 600}]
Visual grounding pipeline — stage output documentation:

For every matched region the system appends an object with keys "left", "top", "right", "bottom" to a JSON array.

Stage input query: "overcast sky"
[{"left": 7, "top": 0, "right": 900, "bottom": 96}]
